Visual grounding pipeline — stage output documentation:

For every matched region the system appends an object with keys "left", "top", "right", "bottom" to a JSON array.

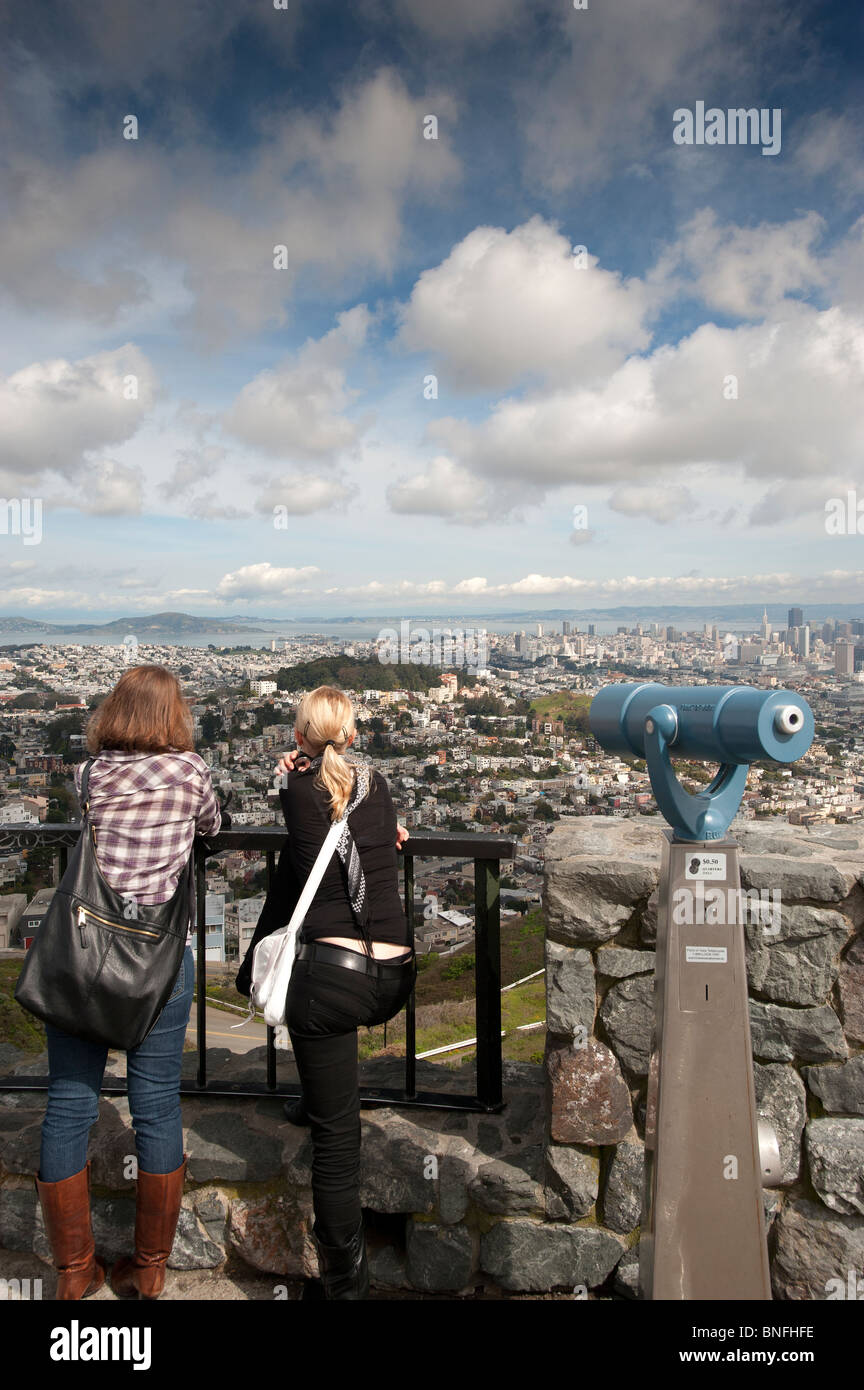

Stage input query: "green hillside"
[{"left": 529, "top": 691, "right": 592, "bottom": 735}]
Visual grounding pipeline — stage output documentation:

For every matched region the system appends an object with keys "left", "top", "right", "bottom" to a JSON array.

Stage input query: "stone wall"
[
  {"left": 1, "top": 812, "right": 861, "bottom": 1298},
  {"left": 543, "top": 815, "right": 864, "bottom": 1299},
  {"left": 0, "top": 1048, "right": 556, "bottom": 1297}
]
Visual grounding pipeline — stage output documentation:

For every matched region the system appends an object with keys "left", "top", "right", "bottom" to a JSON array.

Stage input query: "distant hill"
[{"left": 0, "top": 611, "right": 267, "bottom": 635}]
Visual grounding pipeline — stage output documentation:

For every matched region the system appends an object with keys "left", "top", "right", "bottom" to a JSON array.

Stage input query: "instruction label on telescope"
[
  {"left": 684, "top": 853, "right": 726, "bottom": 879},
  {"left": 685, "top": 945, "right": 728, "bottom": 964}
]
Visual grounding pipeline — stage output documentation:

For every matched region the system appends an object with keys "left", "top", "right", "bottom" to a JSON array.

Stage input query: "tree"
[
  {"left": 45, "top": 714, "right": 85, "bottom": 757},
  {"left": 200, "top": 710, "right": 224, "bottom": 743}
]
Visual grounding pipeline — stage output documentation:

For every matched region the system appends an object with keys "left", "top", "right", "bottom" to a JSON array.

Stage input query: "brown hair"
[{"left": 86, "top": 665, "right": 195, "bottom": 754}]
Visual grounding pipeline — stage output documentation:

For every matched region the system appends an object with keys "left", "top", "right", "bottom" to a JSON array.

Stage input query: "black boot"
[
  {"left": 283, "top": 1097, "right": 310, "bottom": 1126},
  {"left": 312, "top": 1220, "right": 369, "bottom": 1300}
]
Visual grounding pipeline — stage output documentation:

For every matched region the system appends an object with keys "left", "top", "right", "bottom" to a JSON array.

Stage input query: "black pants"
[{"left": 286, "top": 943, "right": 416, "bottom": 1244}]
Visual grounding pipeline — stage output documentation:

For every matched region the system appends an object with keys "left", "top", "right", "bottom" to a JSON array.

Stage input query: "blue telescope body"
[{"left": 589, "top": 683, "right": 814, "bottom": 841}]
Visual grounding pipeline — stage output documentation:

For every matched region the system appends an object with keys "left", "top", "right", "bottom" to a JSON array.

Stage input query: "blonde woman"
[{"left": 236, "top": 686, "right": 413, "bottom": 1300}]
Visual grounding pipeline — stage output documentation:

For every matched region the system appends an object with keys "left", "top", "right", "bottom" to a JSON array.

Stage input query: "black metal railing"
[{"left": 0, "top": 825, "right": 515, "bottom": 1113}]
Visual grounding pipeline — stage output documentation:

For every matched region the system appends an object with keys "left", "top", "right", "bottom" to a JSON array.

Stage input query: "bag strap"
[
  {"left": 282, "top": 816, "right": 345, "bottom": 944},
  {"left": 79, "top": 757, "right": 96, "bottom": 820}
]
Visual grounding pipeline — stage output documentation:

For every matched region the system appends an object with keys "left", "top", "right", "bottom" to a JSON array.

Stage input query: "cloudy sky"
[{"left": 0, "top": 0, "right": 862, "bottom": 621}]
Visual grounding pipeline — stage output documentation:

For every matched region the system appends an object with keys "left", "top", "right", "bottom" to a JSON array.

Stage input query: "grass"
[
  {"left": 357, "top": 975, "right": 545, "bottom": 1062},
  {"left": 0, "top": 909, "right": 549, "bottom": 1068},
  {"left": 0, "top": 958, "right": 47, "bottom": 1054}
]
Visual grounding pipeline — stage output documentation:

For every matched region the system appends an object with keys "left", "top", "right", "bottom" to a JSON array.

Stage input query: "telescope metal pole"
[{"left": 640, "top": 830, "right": 772, "bottom": 1300}]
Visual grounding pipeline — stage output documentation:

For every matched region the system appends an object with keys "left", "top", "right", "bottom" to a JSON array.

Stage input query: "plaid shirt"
[{"left": 74, "top": 750, "right": 221, "bottom": 935}]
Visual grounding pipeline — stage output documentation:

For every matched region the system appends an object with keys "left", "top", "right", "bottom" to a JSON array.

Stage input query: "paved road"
[{"left": 187, "top": 1002, "right": 287, "bottom": 1053}]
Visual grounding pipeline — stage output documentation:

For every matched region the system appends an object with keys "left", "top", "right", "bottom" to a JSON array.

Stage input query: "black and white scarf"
[{"left": 301, "top": 754, "right": 371, "bottom": 934}]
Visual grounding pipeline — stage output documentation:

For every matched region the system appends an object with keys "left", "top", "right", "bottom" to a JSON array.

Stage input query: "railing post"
[
  {"left": 265, "top": 850, "right": 277, "bottom": 1091},
  {"left": 403, "top": 850, "right": 417, "bottom": 1100},
  {"left": 195, "top": 844, "right": 207, "bottom": 1089},
  {"left": 474, "top": 857, "right": 503, "bottom": 1109}
]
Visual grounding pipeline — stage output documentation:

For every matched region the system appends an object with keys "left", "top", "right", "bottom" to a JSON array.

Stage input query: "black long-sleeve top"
[{"left": 235, "top": 760, "right": 407, "bottom": 996}]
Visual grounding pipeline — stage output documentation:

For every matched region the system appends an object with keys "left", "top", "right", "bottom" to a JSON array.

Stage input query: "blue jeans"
[{"left": 39, "top": 945, "right": 194, "bottom": 1182}]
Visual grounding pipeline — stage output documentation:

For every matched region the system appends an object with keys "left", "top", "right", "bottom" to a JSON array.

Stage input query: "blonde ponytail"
[{"left": 295, "top": 685, "right": 371, "bottom": 821}]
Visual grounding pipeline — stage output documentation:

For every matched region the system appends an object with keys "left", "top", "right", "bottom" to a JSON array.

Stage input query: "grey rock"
[
  {"left": 749, "top": 1001, "right": 847, "bottom": 1063},
  {"left": 543, "top": 820, "right": 660, "bottom": 946},
  {"left": 468, "top": 1146, "right": 544, "bottom": 1216},
  {"left": 501, "top": 1060, "right": 545, "bottom": 1088},
  {"left": 740, "top": 855, "right": 854, "bottom": 903},
  {"left": 602, "top": 1140, "right": 644, "bottom": 1233},
  {"left": 6, "top": 1053, "right": 50, "bottom": 1077},
  {"left": 90, "top": 1195, "right": 137, "bottom": 1261},
  {"left": 368, "top": 1241, "right": 409, "bottom": 1290},
  {"left": 746, "top": 907, "right": 849, "bottom": 1007},
  {"left": 438, "top": 1152, "right": 474, "bottom": 1225},
  {"left": 744, "top": 903, "right": 852, "bottom": 950},
  {"left": 359, "top": 1114, "right": 438, "bottom": 1214},
  {"left": 805, "top": 1118, "right": 864, "bottom": 1216},
  {"left": 186, "top": 1112, "right": 282, "bottom": 1182},
  {"left": 86, "top": 1099, "right": 138, "bottom": 1189},
  {"left": 640, "top": 890, "right": 658, "bottom": 946},
  {"left": 193, "top": 1188, "right": 229, "bottom": 1249},
  {"left": 594, "top": 948, "right": 655, "bottom": 979},
  {"left": 0, "top": 1110, "right": 42, "bottom": 1174},
  {"left": 803, "top": 1056, "right": 864, "bottom": 1116},
  {"left": 771, "top": 1197, "right": 864, "bottom": 1300},
  {"left": 476, "top": 1121, "right": 504, "bottom": 1156},
  {"left": 613, "top": 1252, "right": 642, "bottom": 1299},
  {"left": 0, "top": 1044, "right": 24, "bottom": 1072},
  {"left": 838, "top": 937, "right": 864, "bottom": 1045},
  {"left": 481, "top": 1218, "right": 624, "bottom": 1292},
  {"left": 406, "top": 1220, "right": 477, "bottom": 1292},
  {"left": 763, "top": 1189, "right": 783, "bottom": 1231},
  {"left": 0, "top": 1188, "right": 40, "bottom": 1254},
  {"left": 503, "top": 1087, "right": 543, "bottom": 1143},
  {"left": 545, "top": 882, "right": 635, "bottom": 946},
  {"left": 598, "top": 974, "right": 654, "bottom": 1076},
  {"left": 753, "top": 1063, "right": 807, "bottom": 1185},
  {"left": 544, "top": 1144, "right": 599, "bottom": 1221},
  {"left": 171, "top": 1201, "right": 225, "bottom": 1269},
  {"left": 545, "top": 941, "right": 595, "bottom": 1039},
  {"left": 733, "top": 822, "right": 864, "bottom": 858}
]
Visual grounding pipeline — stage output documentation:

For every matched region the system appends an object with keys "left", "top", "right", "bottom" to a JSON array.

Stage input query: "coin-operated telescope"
[{"left": 589, "top": 683, "right": 814, "bottom": 1300}]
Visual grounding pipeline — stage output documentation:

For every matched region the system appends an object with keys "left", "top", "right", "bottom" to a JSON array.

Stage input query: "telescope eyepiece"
[{"left": 774, "top": 705, "right": 803, "bottom": 735}]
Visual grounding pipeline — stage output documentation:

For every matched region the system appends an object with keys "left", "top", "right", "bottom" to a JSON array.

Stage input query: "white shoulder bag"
[{"left": 242, "top": 816, "right": 346, "bottom": 1030}]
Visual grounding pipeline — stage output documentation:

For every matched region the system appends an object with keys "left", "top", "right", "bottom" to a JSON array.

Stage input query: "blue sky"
[{"left": 0, "top": 0, "right": 862, "bottom": 621}]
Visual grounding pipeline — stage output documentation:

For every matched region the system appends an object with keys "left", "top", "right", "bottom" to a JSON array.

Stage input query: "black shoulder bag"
[{"left": 15, "top": 758, "right": 193, "bottom": 1050}]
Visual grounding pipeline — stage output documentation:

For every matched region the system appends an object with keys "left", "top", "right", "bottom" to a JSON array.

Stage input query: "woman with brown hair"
[
  {"left": 236, "top": 685, "right": 413, "bottom": 1300},
  {"left": 34, "top": 664, "right": 221, "bottom": 1300}
]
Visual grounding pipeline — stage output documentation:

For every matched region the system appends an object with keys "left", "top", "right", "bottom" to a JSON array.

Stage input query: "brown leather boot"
[
  {"left": 35, "top": 1161, "right": 106, "bottom": 1300},
  {"left": 110, "top": 1156, "right": 186, "bottom": 1300}
]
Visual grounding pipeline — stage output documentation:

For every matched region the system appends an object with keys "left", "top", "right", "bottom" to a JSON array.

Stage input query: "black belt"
[{"left": 296, "top": 942, "right": 415, "bottom": 978}]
